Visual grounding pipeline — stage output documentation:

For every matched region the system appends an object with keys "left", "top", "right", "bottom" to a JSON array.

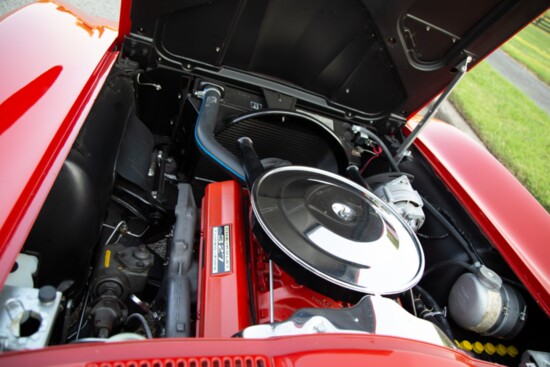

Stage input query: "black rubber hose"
[
  {"left": 414, "top": 299, "right": 454, "bottom": 341},
  {"left": 346, "top": 165, "right": 372, "bottom": 190},
  {"left": 237, "top": 137, "right": 265, "bottom": 189},
  {"left": 194, "top": 87, "right": 246, "bottom": 182},
  {"left": 414, "top": 285, "right": 454, "bottom": 341}
]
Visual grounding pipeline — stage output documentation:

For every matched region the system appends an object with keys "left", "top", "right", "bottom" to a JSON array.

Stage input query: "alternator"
[{"left": 373, "top": 175, "right": 425, "bottom": 231}]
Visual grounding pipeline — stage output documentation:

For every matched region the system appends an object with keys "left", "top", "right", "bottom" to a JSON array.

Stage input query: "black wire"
[
  {"left": 357, "top": 128, "right": 400, "bottom": 172},
  {"left": 424, "top": 260, "right": 525, "bottom": 297},
  {"left": 67, "top": 320, "right": 91, "bottom": 341},
  {"left": 502, "top": 276, "right": 525, "bottom": 289},
  {"left": 423, "top": 260, "right": 478, "bottom": 278},
  {"left": 361, "top": 123, "right": 484, "bottom": 267},
  {"left": 359, "top": 135, "right": 483, "bottom": 263},
  {"left": 363, "top": 120, "right": 523, "bottom": 295},
  {"left": 417, "top": 232, "right": 449, "bottom": 240},
  {"left": 360, "top": 129, "right": 484, "bottom": 265},
  {"left": 421, "top": 197, "right": 483, "bottom": 264},
  {"left": 60, "top": 299, "right": 74, "bottom": 343}
]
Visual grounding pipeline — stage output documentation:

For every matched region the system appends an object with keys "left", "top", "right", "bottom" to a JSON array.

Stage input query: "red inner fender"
[{"left": 197, "top": 181, "right": 252, "bottom": 337}]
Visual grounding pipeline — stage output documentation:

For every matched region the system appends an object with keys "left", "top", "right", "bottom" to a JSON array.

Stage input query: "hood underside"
[{"left": 129, "top": 0, "right": 547, "bottom": 125}]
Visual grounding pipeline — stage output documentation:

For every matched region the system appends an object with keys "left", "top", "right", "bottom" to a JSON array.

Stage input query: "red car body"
[{"left": 0, "top": 1, "right": 548, "bottom": 366}]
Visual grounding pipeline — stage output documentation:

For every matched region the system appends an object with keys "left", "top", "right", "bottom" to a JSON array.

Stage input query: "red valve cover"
[
  {"left": 196, "top": 181, "right": 252, "bottom": 337},
  {"left": 197, "top": 180, "right": 345, "bottom": 337}
]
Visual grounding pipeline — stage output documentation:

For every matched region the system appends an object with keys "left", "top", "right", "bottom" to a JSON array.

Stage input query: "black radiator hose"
[{"left": 194, "top": 86, "right": 246, "bottom": 183}]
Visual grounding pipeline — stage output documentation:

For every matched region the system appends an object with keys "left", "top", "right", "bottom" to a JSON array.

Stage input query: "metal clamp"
[{"left": 194, "top": 82, "right": 224, "bottom": 99}]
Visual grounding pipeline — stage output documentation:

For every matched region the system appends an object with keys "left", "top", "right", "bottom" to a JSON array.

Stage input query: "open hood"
[
  {"left": 126, "top": 0, "right": 547, "bottom": 125},
  {"left": 3, "top": 1, "right": 550, "bottom": 360}
]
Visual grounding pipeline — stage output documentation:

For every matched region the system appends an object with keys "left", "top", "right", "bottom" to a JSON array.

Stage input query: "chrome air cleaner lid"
[{"left": 251, "top": 166, "right": 424, "bottom": 295}]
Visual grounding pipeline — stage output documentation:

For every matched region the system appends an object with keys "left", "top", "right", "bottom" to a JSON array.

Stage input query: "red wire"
[{"left": 360, "top": 145, "right": 382, "bottom": 174}]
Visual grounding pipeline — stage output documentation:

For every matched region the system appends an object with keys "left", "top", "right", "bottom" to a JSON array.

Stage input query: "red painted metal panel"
[
  {"left": 0, "top": 334, "right": 495, "bottom": 367},
  {"left": 86, "top": 355, "right": 269, "bottom": 367},
  {"left": 411, "top": 119, "right": 550, "bottom": 315},
  {"left": 196, "top": 181, "right": 252, "bottom": 337},
  {"left": 0, "top": 1, "right": 118, "bottom": 285},
  {"left": 118, "top": 0, "right": 132, "bottom": 43}
]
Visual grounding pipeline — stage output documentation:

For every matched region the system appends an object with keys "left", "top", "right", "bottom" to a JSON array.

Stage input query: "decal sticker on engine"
[{"left": 212, "top": 225, "right": 231, "bottom": 274}]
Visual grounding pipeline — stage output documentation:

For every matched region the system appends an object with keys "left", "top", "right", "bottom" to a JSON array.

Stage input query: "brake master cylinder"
[{"left": 448, "top": 266, "right": 526, "bottom": 339}]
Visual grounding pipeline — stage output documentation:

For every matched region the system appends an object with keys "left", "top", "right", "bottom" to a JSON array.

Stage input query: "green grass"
[
  {"left": 501, "top": 15, "right": 550, "bottom": 85},
  {"left": 449, "top": 62, "right": 550, "bottom": 211}
]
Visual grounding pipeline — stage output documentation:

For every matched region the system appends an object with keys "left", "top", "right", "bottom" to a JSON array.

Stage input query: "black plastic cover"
[
  {"left": 116, "top": 113, "right": 155, "bottom": 192},
  {"left": 132, "top": 0, "right": 404, "bottom": 118},
  {"left": 24, "top": 68, "right": 135, "bottom": 291}
]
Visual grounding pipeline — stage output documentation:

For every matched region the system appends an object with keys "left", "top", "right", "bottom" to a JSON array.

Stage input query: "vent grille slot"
[{"left": 87, "top": 356, "right": 269, "bottom": 367}]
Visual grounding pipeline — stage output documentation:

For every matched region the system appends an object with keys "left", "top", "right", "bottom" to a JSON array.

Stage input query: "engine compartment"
[{"left": 1, "top": 58, "right": 548, "bottom": 366}]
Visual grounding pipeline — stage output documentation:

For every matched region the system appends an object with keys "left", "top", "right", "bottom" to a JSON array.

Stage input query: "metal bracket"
[
  {"left": 0, "top": 286, "right": 62, "bottom": 351},
  {"left": 269, "top": 260, "right": 275, "bottom": 323},
  {"left": 394, "top": 56, "right": 472, "bottom": 164}
]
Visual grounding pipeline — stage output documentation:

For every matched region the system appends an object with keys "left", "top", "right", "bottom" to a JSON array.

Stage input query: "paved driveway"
[
  {"left": 487, "top": 49, "right": 550, "bottom": 116},
  {"left": 1, "top": 0, "right": 120, "bottom": 21}
]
